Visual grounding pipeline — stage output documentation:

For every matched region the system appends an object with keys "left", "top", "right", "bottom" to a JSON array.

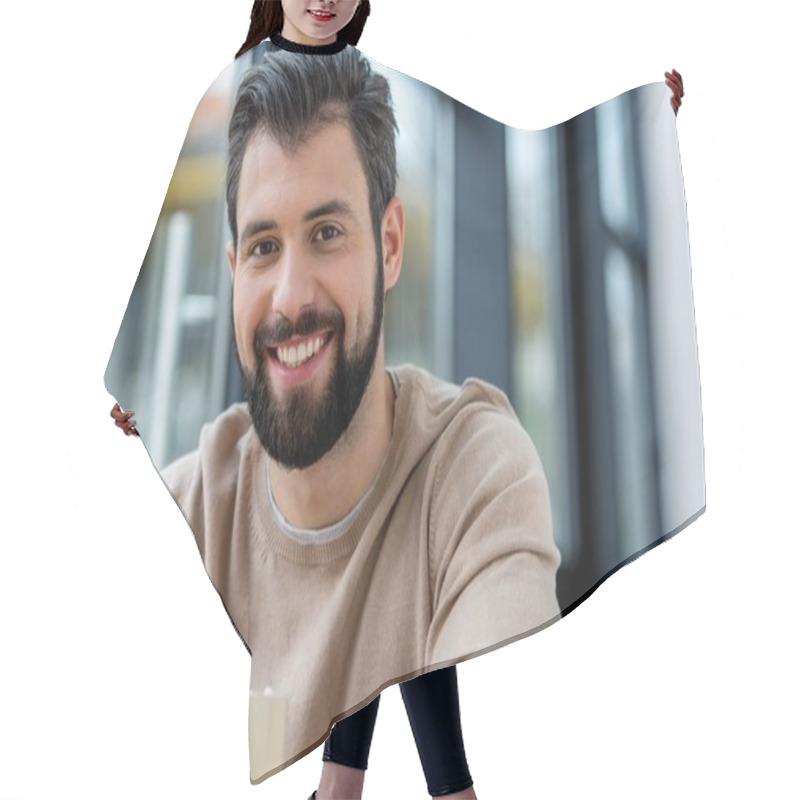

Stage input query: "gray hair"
[{"left": 226, "top": 48, "right": 398, "bottom": 249}]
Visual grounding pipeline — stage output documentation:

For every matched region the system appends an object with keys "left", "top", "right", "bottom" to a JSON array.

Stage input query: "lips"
[
  {"left": 307, "top": 9, "right": 335, "bottom": 21},
  {"left": 271, "top": 333, "right": 328, "bottom": 368},
  {"left": 266, "top": 331, "right": 335, "bottom": 388}
]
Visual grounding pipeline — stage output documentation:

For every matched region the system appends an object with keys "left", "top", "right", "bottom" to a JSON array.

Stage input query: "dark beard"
[{"left": 238, "top": 259, "right": 384, "bottom": 471}]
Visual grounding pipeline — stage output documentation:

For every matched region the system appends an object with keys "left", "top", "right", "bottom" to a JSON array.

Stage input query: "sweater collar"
[
  {"left": 251, "top": 367, "right": 434, "bottom": 566},
  {"left": 270, "top": 32, "right": 348, "bottom": 55}
]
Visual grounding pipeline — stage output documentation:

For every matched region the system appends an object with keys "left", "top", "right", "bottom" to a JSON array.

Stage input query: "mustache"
[{"left": 253, "top": 306, "right": 345, "bottom": 354}]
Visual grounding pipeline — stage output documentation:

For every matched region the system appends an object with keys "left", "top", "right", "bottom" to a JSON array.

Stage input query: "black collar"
[{"left": 270, "top": 32, "right": 348, "bottom": 55}]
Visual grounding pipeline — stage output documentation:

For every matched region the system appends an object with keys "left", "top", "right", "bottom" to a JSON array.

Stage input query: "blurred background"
[{"left": 105, "top": 50, "right": 704, "bottom": 615}]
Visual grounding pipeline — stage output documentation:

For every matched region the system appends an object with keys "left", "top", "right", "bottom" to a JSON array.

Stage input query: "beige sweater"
[{"left": 163, "top": 365, "right": 561, "bottom": 782}]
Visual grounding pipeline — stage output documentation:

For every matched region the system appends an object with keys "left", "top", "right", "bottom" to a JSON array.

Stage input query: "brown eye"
[
  {"left": 251, "top": 239, "right": 278, "bottom": 257},
  {"left": 314, "top": 224, "right": 342, "bottom": 243}
]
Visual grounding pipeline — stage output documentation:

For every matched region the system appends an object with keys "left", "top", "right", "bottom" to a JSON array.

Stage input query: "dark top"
[{"left": 269, "top": 31, "right": 348, "bottom": 55}]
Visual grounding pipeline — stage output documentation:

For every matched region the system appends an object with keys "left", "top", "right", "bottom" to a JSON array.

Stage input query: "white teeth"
[{"left": 276, "top": 336, "right": 325, "bottom": 368}]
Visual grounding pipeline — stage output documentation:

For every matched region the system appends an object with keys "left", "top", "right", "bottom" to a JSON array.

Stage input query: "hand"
[
  {"left": 111, "top": 402, "right": 139, "bottom": 437},
  {"left": 665, "top": 68, "right": 684, "bottom": 115}
]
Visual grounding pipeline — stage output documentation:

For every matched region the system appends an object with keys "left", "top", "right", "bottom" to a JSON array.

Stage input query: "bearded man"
[{"left": 159, "top": 47, "right": 560, "bottom": 782}]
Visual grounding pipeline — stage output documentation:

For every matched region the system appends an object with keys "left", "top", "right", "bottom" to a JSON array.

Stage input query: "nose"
[{"left": 271, "top": 244, "right": 317, "bottom": 323}]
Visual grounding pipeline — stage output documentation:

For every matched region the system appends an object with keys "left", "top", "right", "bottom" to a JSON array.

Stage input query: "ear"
[
  {"left": 380, "top": 197, "right": 404, "bottom": 293},
  {"left": 226, "top": 241, "right": 236, "bottom": 280}
]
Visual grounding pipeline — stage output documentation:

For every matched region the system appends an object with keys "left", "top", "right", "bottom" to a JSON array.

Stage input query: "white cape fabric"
[{"left": 105, "top": 41, "right": 703, "bottom": 782}]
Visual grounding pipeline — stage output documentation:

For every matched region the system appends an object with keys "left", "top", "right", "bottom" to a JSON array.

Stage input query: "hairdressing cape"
[{"left": 105, "top": 39, "right": 704, "bottom": 782}]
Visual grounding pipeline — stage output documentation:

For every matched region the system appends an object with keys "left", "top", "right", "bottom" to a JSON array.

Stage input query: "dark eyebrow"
[
  {"left": 240, "top": 219, "right": 276, "bottom": 244},
  {"left": 302, "top": 199, "right": 355, "bottom": 223},
  {"left": 239, "top": 200, "right": 355, "bottom": 245}
]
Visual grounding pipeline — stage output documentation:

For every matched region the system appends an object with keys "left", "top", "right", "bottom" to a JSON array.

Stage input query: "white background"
[{"left": 1, "top": 1, "right": 797, "bottom": 798}]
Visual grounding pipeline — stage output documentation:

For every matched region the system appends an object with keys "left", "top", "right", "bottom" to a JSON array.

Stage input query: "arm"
[
  {"left": 425, "top": 402, "right": 561, "bottom": 666},
  {"left": 160, "top": 406, "right": 254, "bottom": 652}
]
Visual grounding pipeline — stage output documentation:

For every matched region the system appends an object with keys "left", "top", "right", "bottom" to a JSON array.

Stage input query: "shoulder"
[
  {"left": 397, "top": 365, "right": 538, "bottom": 470},
  {"left": 435, "top": 392, "right": 544, "bottom": 505},
  {"left": 394, "top": 364, "right": 515, "bottom": 421},
  {"left": 391, "top": 365, "right": 545, "bottom": 511},
  {"left": 162, "top": 403, "right": 256, "bottom": 506},
  {"left": 198, "top": 401, "right": 254, "bottom": 456},
  {"left": 450, "top": 378, "right": 540, "bottom": 469}
]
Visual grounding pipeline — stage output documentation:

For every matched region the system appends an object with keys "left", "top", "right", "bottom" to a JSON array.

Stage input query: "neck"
[
  {"left": 269, "top": 349, "right": 395, "bottom": 530},
  {"left": 280, "top": 22, "right": 337, "bottom": 48}
]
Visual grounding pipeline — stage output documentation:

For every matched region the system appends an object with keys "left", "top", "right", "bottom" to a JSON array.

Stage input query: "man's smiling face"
[{"left": 229, "top": 120, "right": 386, "bottom": 469}]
